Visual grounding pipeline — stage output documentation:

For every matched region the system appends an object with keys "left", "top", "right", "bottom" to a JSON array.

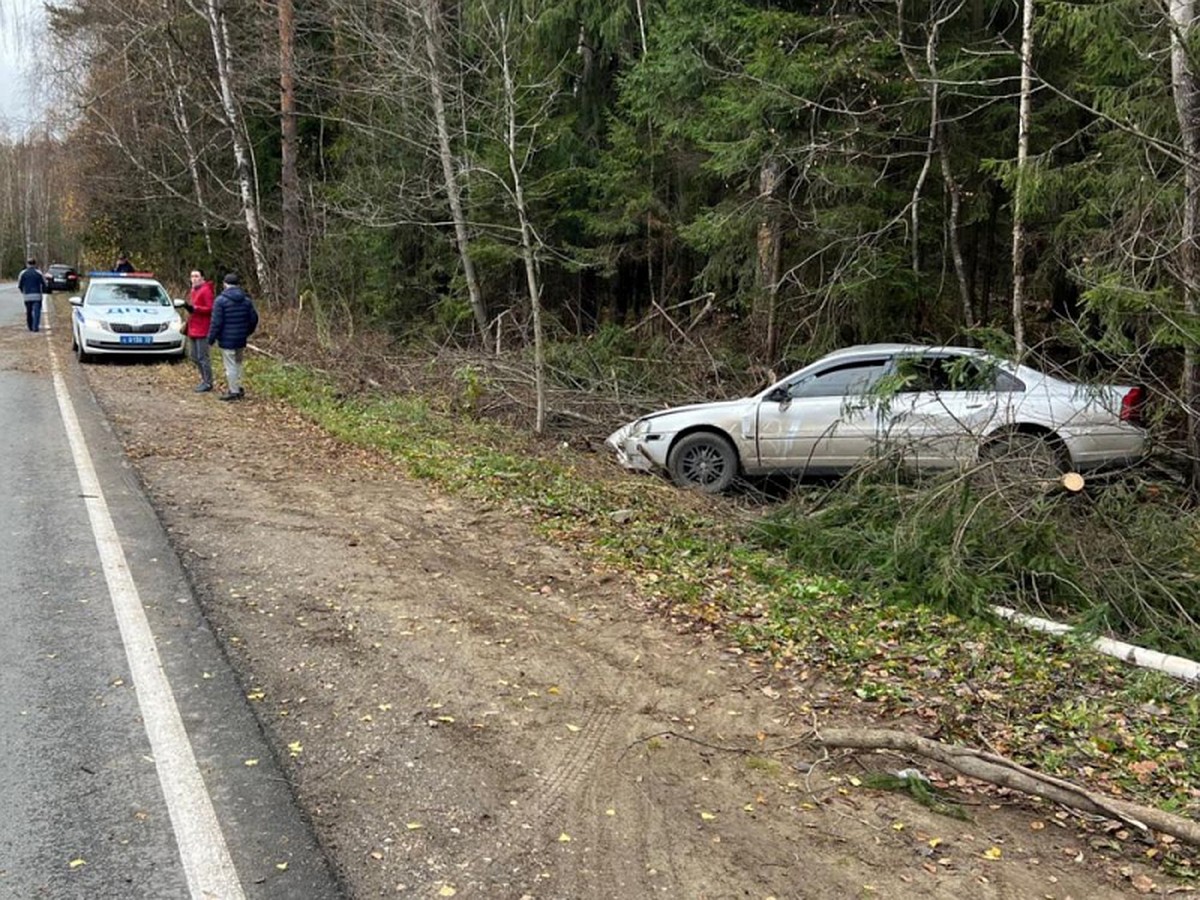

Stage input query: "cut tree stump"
[{"left": 1060, "top": 471, "right": 1085, "bottom": 492}]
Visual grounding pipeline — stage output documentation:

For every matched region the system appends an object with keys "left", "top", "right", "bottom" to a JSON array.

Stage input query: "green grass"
[{"left": 252, "top": 357, "right": 1200, "bottom": 859}]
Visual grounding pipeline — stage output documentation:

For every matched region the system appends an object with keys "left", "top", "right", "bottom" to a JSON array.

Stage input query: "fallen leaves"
[{"left": 1130, "top": 873, "right": 1156, "bottom": 894}]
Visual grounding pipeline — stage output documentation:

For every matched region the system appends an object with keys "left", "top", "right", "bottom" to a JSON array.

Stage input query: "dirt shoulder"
[{"left": 44, "top": 304, "right": 1185, "bottom": 898}]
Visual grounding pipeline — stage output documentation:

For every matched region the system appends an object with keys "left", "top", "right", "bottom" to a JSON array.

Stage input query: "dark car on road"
[{"left": 45, "top": 264, "right": 80, "bottom": 293}]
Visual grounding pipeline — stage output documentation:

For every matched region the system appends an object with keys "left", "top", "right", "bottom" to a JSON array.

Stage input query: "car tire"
[
  {"left": 978, "top": 432, "right": 1067, "bottom": 482},
  {"left": 668, "top": 432, "right": 739, "bottom": 493},
  {"left": 75, "top": 336, "right": 91, "bottom": 364}
]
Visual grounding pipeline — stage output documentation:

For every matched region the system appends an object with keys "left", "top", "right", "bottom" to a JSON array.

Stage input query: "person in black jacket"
[
  {"left": 207, "top": 272, "right": 259, "bottom": 401},
  {"left": 17, "top": 258, "right": 46, "bottom": 332}
]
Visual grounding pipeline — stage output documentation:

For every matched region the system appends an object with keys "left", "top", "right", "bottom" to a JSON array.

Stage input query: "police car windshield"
[{"left": 87, "top": 283, "right": 171, "bottom": 306}]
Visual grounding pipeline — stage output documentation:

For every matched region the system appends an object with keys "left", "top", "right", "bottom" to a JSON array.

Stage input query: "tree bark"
[
  {"left": 756, "top": 158, "right": 782, "bottom": 365},
  {"left": 1169, "top": 0, "right": 1200, "bottom": 490},
  {"left": 420, "top": 0, "right": 493, "bottom": 351},
  {"left": 192, "top": 0, "right": 270, "bottom": 292},
  {"left": 898, "top": 0, "right": 975, "bottom": 331},
  {"left": 928, "top": 9, "right": 975, "bottom": 332},
  {"left": 161, "top": 0, "right": 213, "bottom": 257},
  {"left": 498, "top": 12, "right": 546, "bottom": 432},
  {"left": 278, "top": 0, "right": 301, "bottom": 305},
  {"left": 1010, "top": 0, "right": 1035, "bottom": 357}
]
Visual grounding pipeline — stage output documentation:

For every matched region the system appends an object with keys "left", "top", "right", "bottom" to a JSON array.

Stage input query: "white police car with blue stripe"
[{"left": 70, "top": 272, "right": 186, "bottom": 363}]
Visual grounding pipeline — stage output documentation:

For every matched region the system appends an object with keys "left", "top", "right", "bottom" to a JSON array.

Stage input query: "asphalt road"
[{"left": 0, "top": 284, "right": 342, "bottom": 900}]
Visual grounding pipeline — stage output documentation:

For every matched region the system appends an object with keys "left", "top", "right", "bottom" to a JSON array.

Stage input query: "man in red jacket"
[{"left": 184, "top": 268, "right": 215, "bottom": 392}]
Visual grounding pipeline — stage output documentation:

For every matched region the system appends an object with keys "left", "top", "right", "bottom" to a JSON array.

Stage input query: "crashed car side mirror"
[{"left": 765, "top": 386, "right": 790, "bottom": 404}]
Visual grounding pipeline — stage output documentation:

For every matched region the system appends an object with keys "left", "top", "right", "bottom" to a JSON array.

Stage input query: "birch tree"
[
  {"left": 1010, "top": 0, "right": 1035, "bottom": 357},
  {"left": 189, "top": 0, "right": 270, "bottom": 290},
  {"left": 417, "top": 0, "right": 492, "bottom": 349},
  {"left": 1168, "top": 0, "right": 1200, "bottom": 483}
]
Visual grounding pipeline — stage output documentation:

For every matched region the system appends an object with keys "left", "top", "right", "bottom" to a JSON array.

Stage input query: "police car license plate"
[{"left": 119, "top": 335, "right": 153, "bottom": 344}]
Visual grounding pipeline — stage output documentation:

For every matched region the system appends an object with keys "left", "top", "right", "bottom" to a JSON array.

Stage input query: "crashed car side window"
[
  {"left": 788, "top": 360, "right": 890, "bottom": 399},
  {"left": 895, "top": 356, "right": 1023, "bottom": 393}
]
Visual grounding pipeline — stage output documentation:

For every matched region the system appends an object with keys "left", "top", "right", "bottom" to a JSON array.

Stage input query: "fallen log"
[{"left": 815, "top": 727, "right": 1200, "bottom": 848}]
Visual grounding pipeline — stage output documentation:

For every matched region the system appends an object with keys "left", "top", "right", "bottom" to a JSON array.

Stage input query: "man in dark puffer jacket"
[
  {"left": 18, "top": 258, "right": 46, "bottom": 332},
  {"left": 207, "top": 272, "right": 259, "bottom": 401}
]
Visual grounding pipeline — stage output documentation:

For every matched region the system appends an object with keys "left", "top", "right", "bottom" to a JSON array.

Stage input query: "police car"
[{"left": 70, "top": 271, "right": 186, "bottom": 363}]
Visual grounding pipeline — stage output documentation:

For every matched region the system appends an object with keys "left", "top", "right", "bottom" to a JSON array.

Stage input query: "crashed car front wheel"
[{"left": 668, "top": 432, "right": 738, "bottom": 493}]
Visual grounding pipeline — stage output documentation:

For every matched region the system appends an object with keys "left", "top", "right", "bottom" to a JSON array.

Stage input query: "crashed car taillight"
[{"left": 1120, "top": 386, "right": 1146, "bottom": 426}]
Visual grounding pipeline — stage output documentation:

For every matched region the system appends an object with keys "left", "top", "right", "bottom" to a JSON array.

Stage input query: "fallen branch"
[{"left": 815, "top": 727, "right": 1200, "bottom": 848}]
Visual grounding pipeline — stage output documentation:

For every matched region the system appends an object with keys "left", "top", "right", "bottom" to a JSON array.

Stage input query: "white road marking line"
[{"left": 45, "top": 312, "right": 246, "bottom": 900}]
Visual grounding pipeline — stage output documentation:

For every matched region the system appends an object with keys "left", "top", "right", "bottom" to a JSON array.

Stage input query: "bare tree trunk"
[
  {"left": 939, "top": 149, "right": 974, "bottom": 330},
  {"left": 172, "top": 81, "right": 214, "bottom": 257},
  {"left": 634, "top": 0, "right": 648, "bottom": 56},
  {"left": 899, "top": 0, "right": 974, "bottom": 330},
  {"left": 1170, "top": 0, "right": 1200, "bottom": 489},
  {"left": 899, "top": 0, "right": 934, "bottom": 277},
  {"left": 192, "top": 0, "right": 270, "bottom": 291},
  {"left": 926, "top": 4, "right": 975, "bottom": 331},
  {"left": 161, "top": 0, "right": 213, "bottom": 256},
  {"left": 498, "top": 12, "right": 545, "bottom": 432},
  {"left": 420, "top": 0, "right": 493, "bottom": 351},
  {"left": 278, "top": 0, "right": 301, "bottom": 305},
  {"left": 910, "top": 141, "right": 934, "bottom": 276},
  {"left": 756, "top": 159, "right": 782, "bottom": 364},
  {"left": 1011, "top": 0, "right": 1035, "bottom": 357}
]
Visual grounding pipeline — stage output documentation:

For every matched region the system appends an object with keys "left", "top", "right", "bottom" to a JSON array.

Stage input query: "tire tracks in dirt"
[{"left": 59, "top": 323, "right": 1173, "bottom": 900}]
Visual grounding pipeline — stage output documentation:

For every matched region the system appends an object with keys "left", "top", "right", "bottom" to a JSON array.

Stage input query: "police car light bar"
[{"left": 87, "top": 270, "right": 156, "bottom": 278}]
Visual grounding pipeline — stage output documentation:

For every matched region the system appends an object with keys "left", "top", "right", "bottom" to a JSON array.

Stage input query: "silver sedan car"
[{"left": 607, "top": 344, "right": 1147, "bottom": 492}]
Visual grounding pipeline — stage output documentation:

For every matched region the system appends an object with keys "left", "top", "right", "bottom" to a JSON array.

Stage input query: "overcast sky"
[{"left": 0, "top": 0, "right": 48, "bottom": 134}]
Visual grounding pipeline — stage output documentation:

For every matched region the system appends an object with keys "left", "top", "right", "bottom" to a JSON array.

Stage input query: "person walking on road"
[
  {"left": 17, "top": 259, "right": 46, "bottom": 332},
  {"left": 184, "top": 268, "right": 216, "bottom": 392},
  {"left": 207, "top": 272, "right": 258, "bottom": 401}
]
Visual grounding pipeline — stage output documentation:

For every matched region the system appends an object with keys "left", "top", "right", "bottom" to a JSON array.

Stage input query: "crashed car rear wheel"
[
  {"left": 668, "top": 432, "right": 738, "bottom": 493},
  {"left": 977, "top": 431, "right": 1067, "bottom": 483}
]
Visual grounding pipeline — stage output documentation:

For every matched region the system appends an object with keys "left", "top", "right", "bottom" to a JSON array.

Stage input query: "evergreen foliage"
[{"left": 7, "top": 0, "right": 1196, "bottom": 648}]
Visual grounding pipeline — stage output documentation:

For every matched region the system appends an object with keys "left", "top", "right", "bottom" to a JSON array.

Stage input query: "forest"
[{"left": 2, "top": 0, "right": 1199, "bottom": 653}]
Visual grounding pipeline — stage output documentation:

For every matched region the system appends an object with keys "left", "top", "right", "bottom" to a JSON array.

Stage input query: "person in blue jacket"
[
  {"left": 207, "top": 271, "right": 259, "bottom": 401},
  {"left": 17, "top": 258, "right": 46, "bottom": 332}
]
